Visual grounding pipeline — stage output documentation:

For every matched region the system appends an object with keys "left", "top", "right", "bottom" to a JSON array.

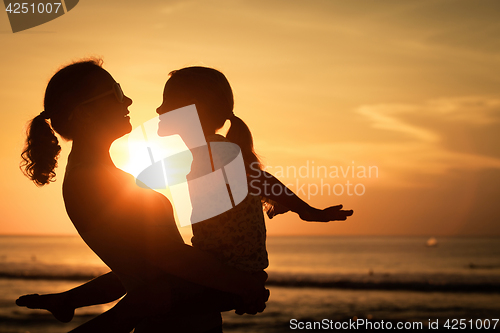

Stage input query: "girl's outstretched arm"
[{"left": 248, "top": 169, "right": 353, "bottom": 222}]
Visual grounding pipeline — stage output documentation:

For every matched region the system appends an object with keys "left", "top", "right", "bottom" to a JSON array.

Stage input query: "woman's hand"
[
  {"left": 234, "top": 288, "right": 270, "bottom": 315},
  {"left": 234, "top": 271, "right": 269, "bottom": 315}
]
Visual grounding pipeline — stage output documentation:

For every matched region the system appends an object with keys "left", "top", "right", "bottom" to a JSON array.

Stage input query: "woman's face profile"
[{"left": 80, "top": 70, "right": 133, "bottom": 139}]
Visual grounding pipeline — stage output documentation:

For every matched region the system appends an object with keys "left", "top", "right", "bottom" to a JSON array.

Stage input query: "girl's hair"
[
  {"left": 21, "top": 58, "right": 104, "bottom": 186},
  {"left": 166, "top": 66, "right": 263, "bottom": 175}
]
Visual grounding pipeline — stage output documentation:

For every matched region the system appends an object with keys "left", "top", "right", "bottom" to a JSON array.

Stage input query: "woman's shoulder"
[{"left": 63, "top": 159, "right": 135, "bottom": 200}]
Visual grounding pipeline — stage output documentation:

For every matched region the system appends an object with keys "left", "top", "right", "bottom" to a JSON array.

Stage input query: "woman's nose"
[{"left": 124, "top": 95, "right": 133, "bottom": 106}]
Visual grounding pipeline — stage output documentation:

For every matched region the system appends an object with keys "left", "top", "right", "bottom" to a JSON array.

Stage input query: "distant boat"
[{"left": 426, "top": 237, "right": 438, "bottom": 247}]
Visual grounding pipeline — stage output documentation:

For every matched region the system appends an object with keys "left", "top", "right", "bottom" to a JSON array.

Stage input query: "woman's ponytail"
[
  {"left": 20, "top": 58, "right": 104, "bottom": 186},
  {"left": 21, "top": 113, "right": 61, "bottom": 186},
  {"left": 226, "top": 115, "right": 262, "bottom": 176}
]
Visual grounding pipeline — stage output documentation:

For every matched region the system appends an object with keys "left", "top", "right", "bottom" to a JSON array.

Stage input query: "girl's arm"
[{"left": 248, "top": 169, "right": 353, "bottom": 221}]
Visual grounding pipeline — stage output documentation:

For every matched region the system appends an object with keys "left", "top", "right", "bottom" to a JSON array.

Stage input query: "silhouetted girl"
[{"left": 156, "top": 67, "right": 353, "bottom": 274}]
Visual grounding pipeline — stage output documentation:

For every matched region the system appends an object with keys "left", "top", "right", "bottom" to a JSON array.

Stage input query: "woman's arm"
[
  {"left": 133, "top": 220, "right": 267, "bottom": 306},
  {"left": 67, "top": 166, "right": 267, "bottom": 307},
  {"left": 64, "top": 167, "right": 266, "bottom": 308}
]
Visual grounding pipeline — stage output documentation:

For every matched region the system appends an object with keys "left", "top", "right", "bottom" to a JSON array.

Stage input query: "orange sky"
[{"left": 1, "top": 0, "right": 500, "bottom": 237}]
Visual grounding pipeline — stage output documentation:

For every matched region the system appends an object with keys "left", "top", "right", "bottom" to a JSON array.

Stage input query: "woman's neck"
[{"left": 70, "top": 137, "right": 114, "bottom": 166}]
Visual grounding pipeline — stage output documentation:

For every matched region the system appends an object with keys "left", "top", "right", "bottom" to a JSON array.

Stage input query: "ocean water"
[{"left": 0, "top": 235, "right": 499, "bottom": 332}]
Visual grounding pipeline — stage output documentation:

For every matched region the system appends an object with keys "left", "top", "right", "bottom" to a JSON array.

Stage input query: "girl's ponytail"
[
  {"left": 21, "top": 112, "right": 61, "bottom": 186},
  {"left": 226, "top": 115, "right": 262, "bottom": 176},
  {"left": 227, "top": 115, "right": 274, "bottom": 210}
]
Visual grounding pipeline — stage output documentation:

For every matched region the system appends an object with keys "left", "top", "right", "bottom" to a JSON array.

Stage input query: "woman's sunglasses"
[
  {"left": 78, "top": 82, "right": 124, "bottom": 107},
  {"left": 69, "top": 83, "right": 125, "bottom": 120}
]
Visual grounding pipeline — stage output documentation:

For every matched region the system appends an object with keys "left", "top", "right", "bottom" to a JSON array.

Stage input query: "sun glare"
[{"left": 110, "top": 120, "right": 195, "bottom": 228}]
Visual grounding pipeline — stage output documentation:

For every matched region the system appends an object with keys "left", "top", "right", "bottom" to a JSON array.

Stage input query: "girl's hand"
[
  {"left": 266, "top": 202, "right": 291, "bottom": 219},
  {"left": 299, "top": 204, "right": 353, "bottom": 222}
]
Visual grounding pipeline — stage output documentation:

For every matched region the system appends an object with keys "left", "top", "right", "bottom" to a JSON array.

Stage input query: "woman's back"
[{"left": 63, "top": 153, "right": 182, "bottom": 289}]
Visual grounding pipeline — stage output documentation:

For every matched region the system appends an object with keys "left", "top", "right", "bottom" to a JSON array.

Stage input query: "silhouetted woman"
[{"left": 20, "top": 59, "right": 267, "bottom": 332}]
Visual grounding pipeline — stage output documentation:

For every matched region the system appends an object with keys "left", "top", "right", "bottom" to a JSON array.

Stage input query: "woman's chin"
[
  {"left": 115, "top": 123, "right": 133, "bottom": 139},
  {"left": 125, "top": 123, "right": 133, "bottom": 135}
]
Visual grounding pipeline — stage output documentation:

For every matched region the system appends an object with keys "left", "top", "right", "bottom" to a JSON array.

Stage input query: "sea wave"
[
  {"left": 0, "top": 262, "right": 108, "bottom": 281},
  {"left": 266, "top": 272, "right": 500, "bottom": 292},
  {"left": 1, "top": 262, "right": 499, "bottom": 292}
]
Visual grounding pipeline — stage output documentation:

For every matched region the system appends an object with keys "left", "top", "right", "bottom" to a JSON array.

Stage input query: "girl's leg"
[
  {"left": 66, "top": 272, "right": 266, "bottom": 332},
  {"left": 68, "top": 281, "right": 171, "bottom": 333},
  {"left": 16, "top": 271, "right": 126, "bottom": 322}
]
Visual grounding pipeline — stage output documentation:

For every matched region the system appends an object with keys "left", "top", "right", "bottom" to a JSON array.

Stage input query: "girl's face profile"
[
  {"left": 156, "top": 82, "right": 191, "bottom": 115},
  {"left": 156, "top": 98, "right": 181, "bottom": 137},
  {"left": 156, "top": 83, "right": 190, "bottom": 137}
]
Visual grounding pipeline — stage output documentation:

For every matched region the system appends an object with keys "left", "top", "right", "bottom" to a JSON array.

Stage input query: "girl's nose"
[{"left": 156, "top": 105, "right": 163, "bottom": 115}]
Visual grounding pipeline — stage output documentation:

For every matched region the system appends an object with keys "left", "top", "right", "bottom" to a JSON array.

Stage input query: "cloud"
[
  {"left": 361, "top": 96, "right": 500, "bottom": 128},
  {"left": 357, "top": 104, "right": 440, "bottom": 143},
  {"left": 357, "top": 96, "right": 500, "bottom": 158},
  {"left": 159, "top": 0, "right": 195, "bottom": 14},
  {"left": 352, "top": 96, "right": 500, "bottom": 182},
  {"left": 259, "top": 96, "right": 500, "bottom": 189}
]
